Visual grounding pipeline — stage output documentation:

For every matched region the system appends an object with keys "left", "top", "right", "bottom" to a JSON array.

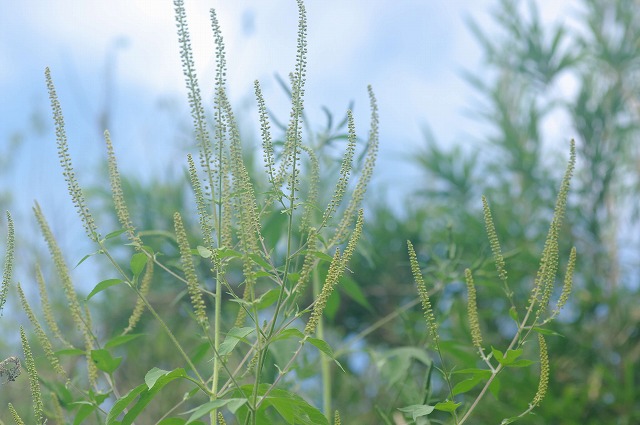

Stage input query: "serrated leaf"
[
  {"left": 105, "top": 334, "right": 144, "bottom": 349},
  {"left": 398, "top": 404, "right": 435, "bottom": 420},
  {"left": 87, "top": 279, "right": 124, "bottom": 300},
  {"left": 130, "top": 253, "right": 148, "bottom": 276},
  {"left": 91, "top": 349, "right": 122, "bottom": 374}
]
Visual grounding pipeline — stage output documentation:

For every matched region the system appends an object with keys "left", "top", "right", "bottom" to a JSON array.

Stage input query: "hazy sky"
[{"left": 0, "top": 0, "right": 576, "bottom": 260}]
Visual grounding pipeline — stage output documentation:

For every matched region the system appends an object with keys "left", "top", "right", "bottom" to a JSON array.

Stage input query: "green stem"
[{"left": 314, "top": 268, "right": 332, "bottom": 418}]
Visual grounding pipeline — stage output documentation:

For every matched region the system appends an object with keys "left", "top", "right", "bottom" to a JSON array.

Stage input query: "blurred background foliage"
[{"left": 2, "top": 0, "right": 639, "bottom": 423}]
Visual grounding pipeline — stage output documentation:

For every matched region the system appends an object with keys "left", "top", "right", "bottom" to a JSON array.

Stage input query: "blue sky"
[{"left": 0, "top": 0, "right": 576, "bottom": 265}]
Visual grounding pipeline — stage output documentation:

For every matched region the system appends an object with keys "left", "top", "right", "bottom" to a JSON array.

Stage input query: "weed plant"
[{"left": 0, "top": 1, "right": 576, "bottom": 424}]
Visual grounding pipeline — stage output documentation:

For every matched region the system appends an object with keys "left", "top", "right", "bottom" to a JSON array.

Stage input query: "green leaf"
[
  {"left": 75, "top": 251, "right": 100, "bottom": 269},
  {"left": 434, "top": 400, "right": 461, "bottom": 413},
  {"left": 157, "top": 419, "right": 188, "bottom": 425},
  {"left": 532, "top": 326, "right": 564, "bottom": 337},
  {"left": 507, "top": 359, "right": 535, "bottom": 368},
  {"left": 272, "top": 328, "right": 305, "bottom": 343},
  {"left": 107, "top": 383, "right": 146, "bottom": 424},
  {"left": 397, "top": 404, "right": 435, "bottom": 421},
  {"left": 87, "top": 279, "right": 124, "bottom": 300},
  {"left": 307, "top": 337, "right": 335, "bottom": 358},
  {"left": 196, "top": 246, "right": 212, "bottom": 258},
  {"left": 452, "top": 376, "right": 483, "bottom": 395},
  {"left": 184, "top": 399, "right": 247, "bottom": 424},
  {"left": 509, "top": 306, "right": 520, "bottom": 323},
  {"left": 453, "top": 368, "right": 491, "bottom": 378},
  {"left": 91, "top": 349, "right": 122, "bottom": 374},
  {"left": 307, "top": 337, "right": 345, "bottom": 371},
  {"left": 254, "top": 289, "right": 280, "bottom": 310},
  {"left": 107, "top": 368, "right": 190, "bottom": 425},
  {"left": 340, "top": 275, "right": 373, "bottom": 311},
  {"left": 55, "top": 348, "right": 85, "bottom": 357},
  {"left": 73, "top": 402, "right": 96, "bottom": 425},
  {"left": 105, "top": 334, "right": 144, "bottom": 349},
  {"left": 305, "top": 250, "right": 334, "bottom": 262},
  {"left": 105, "top": 229, "right": 128, "bottom": 240},
  {"left": 218, "top": 327, "right": 255, "bottom": 356},
  {"left": 249, "top": 253, "right": 271, "bottom": 270},
  {"left": 324, "top": 288, "right": 340, "bottom": 321},
  {"left": 492, "top": 347, "right": 523, "bottom": 366},
  {"left": 266, "top": 388, "right": 328, "bottom": 425},
  {"left": 501, "top": 416, "right": 521, "bottom": 424},
  {"left": 489, "top": 376, "right": 501, "bottom": 398},
  {"left": 234, "top": 384, "right": 328, "bottom": 425},
  {"left": 217, "top": 248, "right": 243, "bottom": 259},
  {"left": 130, "top": 253, "right": 148, "bottom": 276},
  {"left": 377, "top": 347, "right": 431, "bottom": 388},
  {"left": 145, "top": 367, "right": 184, "bottom": 389}
]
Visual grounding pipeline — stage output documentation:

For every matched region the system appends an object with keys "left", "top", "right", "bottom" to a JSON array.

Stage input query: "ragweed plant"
[
  {"left": 4, "top": 1, "right": 378, "bottom": 423},
  {"left": 402, "top": 140, "right": 576, "bottom": 425}
]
